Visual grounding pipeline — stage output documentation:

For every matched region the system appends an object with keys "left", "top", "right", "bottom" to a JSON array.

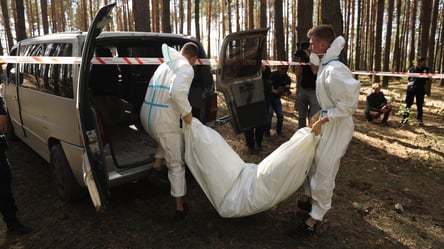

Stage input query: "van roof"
[
  {"left": 18, "top": 31, "right": 197, "bottom": 44},
  {"left": 98, "top": 31, "right": 195, "bottom": 40}
]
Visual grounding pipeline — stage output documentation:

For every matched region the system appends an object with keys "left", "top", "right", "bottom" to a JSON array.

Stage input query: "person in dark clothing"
[
  {"left": 264, "top": 65, "right": 291, "bottom": 137},
  {"left": 244, "top": 65, "right": 271, "bottom": 154},
  {"left": 295, "top": 46, "right": 320, "bottom": 128},
  {"left": 365, "top": 83, "right": 392, "bottom": 124},
  {"left": 402, "top": 56, "right": 430, "bottom": 124},
  {"left": 0, "top": 97, "right": 32, "bottom": 235}
]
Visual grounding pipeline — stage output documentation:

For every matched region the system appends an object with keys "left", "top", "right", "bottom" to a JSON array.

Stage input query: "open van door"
[
  {"left": 216, "top": 28, "right": 269, "bottom": 134},
  {"left": 77, "top": 3, "right": 116, "bottom": 212}
]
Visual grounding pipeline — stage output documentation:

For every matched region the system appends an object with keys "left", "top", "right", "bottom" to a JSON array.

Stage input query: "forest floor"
[{"left": 0, "top": 76, "right": 443, "bottom": 249}]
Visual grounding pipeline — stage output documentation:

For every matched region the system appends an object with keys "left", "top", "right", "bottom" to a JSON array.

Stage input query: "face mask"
[{"left": 309, "top": 52, "right": 321, "bottom": 66}]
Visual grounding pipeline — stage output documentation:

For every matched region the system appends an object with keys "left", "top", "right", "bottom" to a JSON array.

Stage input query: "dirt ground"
[{"left": 0, "top": 76, "right": 443, "bottom": 249}]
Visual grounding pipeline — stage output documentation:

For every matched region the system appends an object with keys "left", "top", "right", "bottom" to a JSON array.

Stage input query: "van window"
[
  {"left": 222, "top": 38, "right": 261, "bottom": 81},
  {"left": 19, "top": 43, "right": 74, "bottom": 98}
]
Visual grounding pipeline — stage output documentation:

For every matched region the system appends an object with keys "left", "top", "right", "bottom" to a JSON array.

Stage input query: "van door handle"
[{"left": 13, "top": 96, "right": 17, "bottom": 101}]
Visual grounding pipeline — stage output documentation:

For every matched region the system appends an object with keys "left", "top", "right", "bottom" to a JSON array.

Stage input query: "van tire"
[{"left": 51, "top": 144, "right": 84, "bottom": 202}]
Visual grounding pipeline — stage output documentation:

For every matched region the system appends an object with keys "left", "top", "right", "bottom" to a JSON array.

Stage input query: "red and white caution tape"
[
  {"left": 352, "top": 71, "right": 443, "bottom": 79},
  {"left": 0, "top": 56, "right": 81, "bottom": 64},
  {"left": 1, "top": 56, "right": 443, "bottom": 79}
]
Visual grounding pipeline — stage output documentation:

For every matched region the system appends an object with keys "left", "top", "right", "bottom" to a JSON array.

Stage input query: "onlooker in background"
[
  {"left": 294, "top": 41, "right": 320, "bottom": 128},
  {"left": 402, "top": 56, "right": 430, "bottom": 125},
  {"left": 365, "top": 83, "right": 392, "bottom": 125},
  {"left": 264, "top": 65, "right": 291, "bottom": 138},
  {"left": 244, "top": 64, "right": 271, "bottom": 154},
  {"left": 0, "top": 96, "right": 33, "bottom": 235}
]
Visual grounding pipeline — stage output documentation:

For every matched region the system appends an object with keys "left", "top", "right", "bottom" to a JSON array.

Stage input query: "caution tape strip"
[{"left": 0, "top": 56, "right": 443, "bottom": 79}]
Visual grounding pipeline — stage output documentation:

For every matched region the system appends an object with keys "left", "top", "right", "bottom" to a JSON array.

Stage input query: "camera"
[{"left": 294, "top": 41, "right": 309, "bottom": 62}]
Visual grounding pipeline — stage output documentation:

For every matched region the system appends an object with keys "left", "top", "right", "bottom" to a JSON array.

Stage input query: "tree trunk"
[
  {"left": 25, "top": 0, "right": 34, "bottom": 37},
  {"left": 408, "top": 0, "right": 417, "bottom": 67},
  {"left": 227, "top": 0, "right": 232, "bottom": 34},
  {"left": 40, "top": 0, "right": 49, "bottom": 34},
  {"left": 34, "top": 0, "right": 41, "bottom": 35},
  {"left": 221, "top": 0, "right": 225, "bottom": 37},
  {"left": 248, "top": 0, "right": 254, "bottom": 30},
  {"left": 0, "top": 0, "right": 15, "bottom": 50},
  {"left": 355, "top": 0, "right": 361, "bottom": 70},
  {"left": 349, "top": 0, "right": 355, "bottom": 69},
  {"left": 291, "top": 1, "right": 296, "bottom": 62},
  {"left": 382, "top": 0, "right": 394, "bottom": 87},
  {"left": 441, "top": 12, "right": 444, "bottom": 86},
  {"left": 161, "top": 0, "right": 171, "bottom": 33},
  {"left": 260, "top": 0, "right": 267, "bottom": 58},
  {"left": 207, "top": 0, "right": 211, "bottom": 57},
  {"left": 343, "top": 0, "right": 350, "bottom": 64},
  {"left": 235, "top": 0, "right": 240, "bottom": 32},
  {"left": 320, "top": 0, "right": 343, "bottom": 38},
  {"left": 152, "top": 0, "right": 159, "bottom": 32},
  {"left": 419, "top": 0, "right": 432, "bottom": 58},
  {"left": 133, "top": 0, "right": 151, "bottom": 32},
  {"left": 187, "top": 0, "right": 191, "bottom": 35},
  {"left": 0, "top": 35, "right": 3, "bottom": 56},
  {"left": 15, "top": 0, "right": 27, "bottom": 41},
  {"left": 179, "top": 0, "right": 184, "bottom": 33},
  {"left": 122, "top": 0, "right": 129, "bottom": 30},
  {"left": 427, "top": 0, "right": 439, "bottom": 69},
  {"left": 243, "top": 0, "right": 248, "bottom": 30},
  {"left": 373, "top": 0, "right": 384, "bottom": 83},
  {"left": 59, "top": 0, "right": 66, "bottom": 32},
  {"left": 392, "top": 0, "right": 402, "bottom": 71},
  {"left": 297, "top": 0, "right": 313, "bottom": 43},
  {"left": 274, "top": 0, "right": 285, "bottom": 60},
  {"left": 194, "top": 0, "right": 200, "bottom": 41},
  {"left": 80, "top": 0, "right": 88, "bottom": 31},
  {"left": 320, "top": 0, "right": 343, "bottom": 61},
  {"left": 368, "top": 0, "right": 376, "bottom": 72}
]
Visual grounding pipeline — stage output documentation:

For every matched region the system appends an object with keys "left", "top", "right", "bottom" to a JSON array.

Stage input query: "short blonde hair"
[{"left": 372, "top": 83, "right": 381, "bottom": 89}]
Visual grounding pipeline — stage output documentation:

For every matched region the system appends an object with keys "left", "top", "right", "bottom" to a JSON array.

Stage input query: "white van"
[{"left": 4, "top": 3, "right": 268, "bottom": 210}]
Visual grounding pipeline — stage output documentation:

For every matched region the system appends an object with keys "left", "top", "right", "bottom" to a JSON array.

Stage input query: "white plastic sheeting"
[{"left": 183, "top": 118, "right": 319, "bottom": 217}]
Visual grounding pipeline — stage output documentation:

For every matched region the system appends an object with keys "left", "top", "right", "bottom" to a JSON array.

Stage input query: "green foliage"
[{"left": 396, "top": 106, "right": 414, "bottom": 118}]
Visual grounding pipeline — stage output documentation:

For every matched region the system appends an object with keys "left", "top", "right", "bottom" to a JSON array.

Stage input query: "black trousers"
[
  {"left": 405, "top": 89, "right": 425, "bottom": 121},
  {"left": 0, "top": 153, "right": 18, "bottom": 227},
  {"left": 244, "top": 126, "right": 264, "bottom": 149}
]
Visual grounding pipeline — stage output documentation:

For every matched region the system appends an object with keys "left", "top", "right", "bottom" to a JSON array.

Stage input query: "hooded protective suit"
[
  {"left": 140, "top": 44, "right": 194, "bottom": 197},
  {"left": 308, "top": 36, "right": 360, "bottom": 221}
]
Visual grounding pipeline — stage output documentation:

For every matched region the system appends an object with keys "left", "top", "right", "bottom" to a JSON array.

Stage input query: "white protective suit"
[
  {"left": 140, "top": 44, "right": 194, "bottom": 197},
  {"left": 308, "top": 36, "right": 360, "bottom": 221},
  {"left": 183, "top": 118, "right": 319, "bottom": 217}
]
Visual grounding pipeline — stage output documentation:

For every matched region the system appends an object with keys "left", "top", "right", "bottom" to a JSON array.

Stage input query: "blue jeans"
[{"left": 265, "top": 95, "right": 283, "bottom": 135}]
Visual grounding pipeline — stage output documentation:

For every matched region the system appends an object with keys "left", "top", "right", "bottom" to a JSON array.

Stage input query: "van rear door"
[
  {"left": 216, "top": 28, "right": 269, "bottom": 133},
  {"left": 77, "top": 3, "right": 116, "bottom": 212}
]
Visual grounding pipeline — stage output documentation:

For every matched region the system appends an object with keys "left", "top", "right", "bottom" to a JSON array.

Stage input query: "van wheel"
[
  {"left": 51, "top": 144, "right": 84, "bottom": 202},
  {"left": 5, "top": 115, "right": 17, "bottom": 141}
]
